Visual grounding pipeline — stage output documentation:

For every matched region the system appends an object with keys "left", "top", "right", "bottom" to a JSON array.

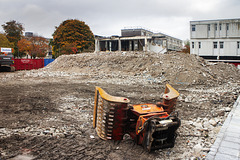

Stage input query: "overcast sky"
[{"left": 0, "top": 0, "right": 240, "bottom": 41}]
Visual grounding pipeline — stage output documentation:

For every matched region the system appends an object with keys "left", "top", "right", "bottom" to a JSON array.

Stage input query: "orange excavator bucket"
[
  {"left": 93, "top": 84, "right": 180, "bottom": 152},
  {"left": 93, "top": 86, "right": 130, "bottom": 140}
]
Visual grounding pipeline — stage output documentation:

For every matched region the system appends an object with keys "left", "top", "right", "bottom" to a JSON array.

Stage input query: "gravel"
[{"left": 0, "top": 51, "right": 239, "bottom": 159}]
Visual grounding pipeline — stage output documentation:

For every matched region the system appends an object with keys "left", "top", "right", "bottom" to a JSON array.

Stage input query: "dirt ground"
[{"left": 0, "top": 52, "right": 239, "bottom": 160}]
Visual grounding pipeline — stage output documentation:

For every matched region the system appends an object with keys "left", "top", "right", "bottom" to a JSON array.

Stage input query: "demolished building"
[{"left": 95, "top": 28, "right": 182, "bottom": 54}]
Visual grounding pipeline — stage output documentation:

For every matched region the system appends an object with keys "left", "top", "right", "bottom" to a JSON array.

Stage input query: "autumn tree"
[
  {"left": 58, "top": 43, "right": 78, "bottom": 56},
  {"left": 52, "top": 19, "right": 94, "bottom": 57},
  {"left": 17, "top": 39, "right": 31, "bottom": 58},
  {"left": 182, "top": 40, "right": 190, "bottom": 54},
  {"left": 0, "top": 33, "right": 14, "bottom": 48},
  {"left": 28, "top": 36, "right": 49, "bottom": 58},
  {"left": 2, "top": 20, "right": 24, "bottom": 56}
]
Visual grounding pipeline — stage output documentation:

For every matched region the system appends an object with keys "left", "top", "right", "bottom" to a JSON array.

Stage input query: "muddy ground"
[{"left": 0, "top": 52, "right": 239, "bottom": 160}]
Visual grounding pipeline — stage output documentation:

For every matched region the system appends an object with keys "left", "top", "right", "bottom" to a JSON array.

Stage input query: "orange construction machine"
[{"left": 93, "top": 84, "right": 181, "bottom": 151}]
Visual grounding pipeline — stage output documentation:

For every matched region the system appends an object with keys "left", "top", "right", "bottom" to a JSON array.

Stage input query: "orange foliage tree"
[
  {"left": 60, "top": 43, "right": 78, "bottom": 55},
  {"left": 17, "top": 39, "right": 31, "bottom": 57},
  {"left": 182, "top": 40, "right": 190, "bottom": 54},
  {"left": 52, "top": 19, "right": 94, "bottom": 57},
  {"left": 28, "top": 36, "right": 49, "bottom": 58}
]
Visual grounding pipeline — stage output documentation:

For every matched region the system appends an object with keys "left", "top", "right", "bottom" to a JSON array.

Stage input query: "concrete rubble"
[{"left": 0, "top": 51, "right": 239, "bottom": 159}]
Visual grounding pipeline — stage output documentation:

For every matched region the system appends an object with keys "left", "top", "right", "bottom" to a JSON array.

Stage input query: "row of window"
[
  {"left": 192, "top": 41, "right": 240, "bottom": 49},
  {"left": 213, "top": 42, "right": 224, "bottom": 49},
  {"left": 192, "top": 23, "right": 230, "bottom": 32},
  {"left": 192, "top": 42, "right": 200, "bottom": 48}
]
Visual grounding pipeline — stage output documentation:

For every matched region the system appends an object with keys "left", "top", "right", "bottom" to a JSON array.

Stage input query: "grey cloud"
[{"left": 0, "top": 0, "right": 240, "bottom": 40}]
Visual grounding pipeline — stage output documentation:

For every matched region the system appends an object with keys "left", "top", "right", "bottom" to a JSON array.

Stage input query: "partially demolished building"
[{"left": 95, "top": 28, "right": 182, "bottom": 54}]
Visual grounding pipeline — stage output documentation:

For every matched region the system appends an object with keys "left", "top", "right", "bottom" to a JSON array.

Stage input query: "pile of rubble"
[
  {"left": 44, "top": 51, "right": 240, "bottom": 86},
  {"left": 0, "top": 51, "right": 240, "bottom": 159}
]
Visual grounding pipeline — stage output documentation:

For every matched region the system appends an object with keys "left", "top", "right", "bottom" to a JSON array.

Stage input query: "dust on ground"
[{"left": 0, "top": 51, "right": 240, "bottom": 160}]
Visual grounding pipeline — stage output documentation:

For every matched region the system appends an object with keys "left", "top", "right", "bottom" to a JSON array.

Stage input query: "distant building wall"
[
  {"left": 121, "top": 29, "right": 153, "bottom": 37},
  {"left": 190, "top": 19, "right": 240, "bottom": 58},
  {"left": 25, "top": 32, "right": 33, "bottom": 37}
]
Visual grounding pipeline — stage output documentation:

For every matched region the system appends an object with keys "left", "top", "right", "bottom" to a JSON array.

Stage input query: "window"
[
  {"left": 192, "top": 25, "right": 196, "bottom": 31},
  {"left": 226, "top": 23, "right": 229, "bottom": 30},
  {"left": 213, "top": 42, "right": 218, "bottom": 48},
  {"left": 237, "top": 41, "right": 240, "bottom": 49},
  {"left": 208, "top": 24, "right": 210, "bottom": 31},
  {"left": 220, "top": 42, "right": 224, "bottom": 49},
  {"left": 192, "top": 42, "right": 194, "bottom": 48},
  {"left": 198, "top": 42, "right": 201, "bottom": 48},
  {"left": 219, "top": 24, "right": 222, "bottom": 30},
  {"left": 215, "top": 24, "right": 218, "bottom": 30}
]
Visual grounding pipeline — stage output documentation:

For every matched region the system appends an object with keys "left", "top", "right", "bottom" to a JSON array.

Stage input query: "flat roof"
[
  {"left": 96, "top": 28, "right": 182, "bottom": 41},
  {"left": 190, "top": 18, "right": 240, "bottom": 23}
]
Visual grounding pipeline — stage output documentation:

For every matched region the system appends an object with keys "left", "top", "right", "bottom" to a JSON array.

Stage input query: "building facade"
[
  {"left": 95, "top": 28, "right": 182, "bottom": 54},
  {"left": 190, "top": 19, "right": 240, "bottom": 63},
  {"left": 25, "top": 32, "right": 33, "bottom": 37}
]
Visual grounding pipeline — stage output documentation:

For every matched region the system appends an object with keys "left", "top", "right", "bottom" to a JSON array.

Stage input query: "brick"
[
  {"left": 218, "top": 146, "right": 239, "bottom": 157},
  {"left": 226, "top": 127, "right": 240, "bottom": 134},
  {"left": 231, "top": 116, "right": 240, "bottom": 122},
  {"left": 209, "top": 147, "right": 218, "bottom": 153},
  {"left": 225, "top": 132, "right": 240, "bottom": 138},
  {"left": 222, "top": 117, "right": 231, "bottom": 127},
  {"left": 213, "top": 137, "right": 222, "bottom": 147},
  {"left": 216, "top": 133, "right": 224, "bottom": 139},
  {"left": 215, "top": 153, "right": 238, "bottom": 160},
  {"left": 206, "top": 154, "right": 215, "bottom": 160},
  {"left": 224, "top": 136, "right": 240, "bottom": 144},
  {"left": 229, "top": 120, "right": 240, "bottom": 127},
  {"left": 220, "top": 140, "right": 240, "bottom": 150}
]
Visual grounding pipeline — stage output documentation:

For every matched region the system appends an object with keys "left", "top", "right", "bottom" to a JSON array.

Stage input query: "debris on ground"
[{"left": 0, "top": 51, "right": 239, "bottom": 159}]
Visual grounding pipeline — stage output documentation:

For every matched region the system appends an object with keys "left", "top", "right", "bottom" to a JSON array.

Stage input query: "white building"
[
  {"left": 95, "top": 28, "right": 182, "bottom": 54},
  {"left": 190, "top": 19, "right": 240, "bottom": 64}
]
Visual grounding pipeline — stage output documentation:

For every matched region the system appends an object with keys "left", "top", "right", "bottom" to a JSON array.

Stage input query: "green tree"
[
  {"left": 2, "top": 20, "right": 24, "bottom": 56},
  {"left": 0, "top": 33, "right": 14, "bottom": 48},
  {"left": 52, "top": 19, "right": 94, "bottom": 57}
]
